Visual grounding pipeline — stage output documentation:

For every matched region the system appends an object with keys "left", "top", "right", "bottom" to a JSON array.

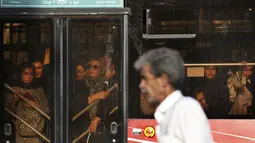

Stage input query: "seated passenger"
[
  {"left": 193, "top": 88, "right": 209, "bottom": 117},
  {"left": 192, "top": 66, "right": 229, "bottom": 119}
]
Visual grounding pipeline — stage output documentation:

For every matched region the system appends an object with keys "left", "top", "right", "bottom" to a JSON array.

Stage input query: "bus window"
[
  {"left": 2, "top": 19, "right": 54, "bottom": 143},
  {"left": 130, "top": 8, "right": 255, "bottom": 119},
  {"left": 68, "top": 16, "right": 122, "bottom": 143}
]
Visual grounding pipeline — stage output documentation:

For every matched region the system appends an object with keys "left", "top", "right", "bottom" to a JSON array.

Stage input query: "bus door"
[
  {"left": 66, "top": 13, "right": 129, "bottom": 143},
  {"left": 0, "top": 8, "right": 129, "bottom": 143}
]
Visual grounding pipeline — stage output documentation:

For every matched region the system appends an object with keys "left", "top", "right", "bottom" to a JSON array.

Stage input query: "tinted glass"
[
  {"left": 1, "top": 19, "right": 54, "bottom": 143},
  {"left": 130, "top": 8, "right": 255, "bottom": 119},
  {"left": 68, "top": 16, "right": 122, "bottom": 143}
]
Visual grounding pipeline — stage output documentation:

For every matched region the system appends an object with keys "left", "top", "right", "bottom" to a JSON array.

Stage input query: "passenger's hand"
[
  {"left": 45, "top": 48, "right": 50, "bottom": 53},
  {"left": 12, "top": 88, "right": 21, "bottom": 100},
  {"left": 88, "top": 117, "right": 100, "bottom": 133},
  {"left": 24, "top": 100, "right": 40, "bottom": 108},
  {"left": 241, "top": 61, "right": 247, "bottom": 66},
  {"left": 203, "top": 104, "right": 209, "bottom": 110},
  {"left": 95, "top": 91, "right": 110, "bottom": 100}
]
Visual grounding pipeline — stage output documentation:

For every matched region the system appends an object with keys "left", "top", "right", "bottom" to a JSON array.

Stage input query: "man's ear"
[{"left": 158, "top": 73, "right": 169, "bottom": 87}]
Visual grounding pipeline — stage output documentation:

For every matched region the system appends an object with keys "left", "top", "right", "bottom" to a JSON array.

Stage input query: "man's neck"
[{"left": 159, "top": 86, "right": 175, "bottom": 103}]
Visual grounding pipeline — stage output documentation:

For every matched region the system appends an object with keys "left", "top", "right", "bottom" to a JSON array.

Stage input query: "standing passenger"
[
  {"left": 72, "top": 63, "right": 110, "bottom": 143},
  {"left": 5, "top": 62, "right": 49, "bottom": 143},
  {"left": 228, "top": 65, "right": 253, "bottom": 116},
  {"left": 29, "top": 47, "right": 52, "bottom": 142}
]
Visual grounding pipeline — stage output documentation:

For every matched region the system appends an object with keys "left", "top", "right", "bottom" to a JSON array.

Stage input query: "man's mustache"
[{"left": 141, "top": 88, "right": 148, "bottom": 94}]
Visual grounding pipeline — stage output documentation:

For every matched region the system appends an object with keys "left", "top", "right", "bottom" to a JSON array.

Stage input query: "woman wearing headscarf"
[
  {"left": 84, "top": 55, "right": 115, "bottom": 143},
  {"left": 30, "top": 47, "right": 51, "bottom": 107},
  {"left": 5, "top": 62, "right": 49, "bottom": 143},
  {"left": 72, "top": 63, "right": 89, "bottom": 143},
  {"left": 72, "top": 60, "right": 110, "bottom": 143},
  {"left": 228, "top": 65, "right": 253, "bottom": 117},
  {"left": 29, "top": 47, "right": 52, "bottom": 142},
  {"left": 192, "top": 66, "right": 229, "bottom": 119}
]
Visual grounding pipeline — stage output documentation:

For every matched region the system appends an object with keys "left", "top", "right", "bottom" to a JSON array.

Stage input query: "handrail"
[
  {"left": 72, "top": 84, "right": 118, "bottom": 122},
  {"left": 72, "top": 105, "right": 118, "bottom": 143},
  {"left": 184, "top": 63, "right": 255, "bottom": 67},
  {"left": 4, "top": 83, "right": 51, "bottom": 121},
  {"left": 5, "top": 108, "right": 50, "bottom": 143}
]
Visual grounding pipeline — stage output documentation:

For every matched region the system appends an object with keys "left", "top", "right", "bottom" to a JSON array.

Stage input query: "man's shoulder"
[{"left": 177, "top": 96, "right": 202, "bottom": 110}]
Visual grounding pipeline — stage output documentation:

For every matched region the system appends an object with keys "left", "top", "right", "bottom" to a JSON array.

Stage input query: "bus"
[
  {"left": 128, "top": 4, "right": 255, "bottom": 143},
  {"left": 1, "top": 1, "right": 255, "bottom": 143}
]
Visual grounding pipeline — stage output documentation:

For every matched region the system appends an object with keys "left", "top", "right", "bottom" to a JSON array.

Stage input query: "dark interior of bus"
[
  {"left": 1, "top": 15, "right": 124, "bottom": 143},
  {"left": 128, "top": 7, "right": 255, "bottom": 119}
]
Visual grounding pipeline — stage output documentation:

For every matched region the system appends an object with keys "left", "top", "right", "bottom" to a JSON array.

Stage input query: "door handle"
[{"left": 110, "top": 122, "right": 118, "bottom": 135}]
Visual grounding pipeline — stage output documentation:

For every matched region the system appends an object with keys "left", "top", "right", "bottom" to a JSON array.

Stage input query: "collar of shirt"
[{"left": 154, "top": 90, "right": 183, "bottom": 124}]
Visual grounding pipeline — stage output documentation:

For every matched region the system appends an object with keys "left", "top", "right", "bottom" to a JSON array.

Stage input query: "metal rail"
[
  {"left": 72, "top": 84, "right": 118, "bottom": 122},
  {"left": 184, "top": 63, "right": 255, "bottom": 67},
  {"left": 4, "top": 83, "right": 51, "bottom": 120},
  {"left": 5, "top": 108, "right": 51, "bottom": 143}
]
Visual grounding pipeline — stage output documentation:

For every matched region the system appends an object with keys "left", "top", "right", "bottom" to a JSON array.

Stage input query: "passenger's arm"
[
  {"left": 89, "top": 94, "right": 111, "bottom": 133},
  {"left": 232, "top": 72, "right": 245, "bottom": 88},
  {"left": 5, "top": 87, "right": 22, "bottom": 112},
  {"left": 43, "top": 48, "right": 50, "bottom": 65},
  {"left": 88, "top": 91, "right": 109, "bottom": 104},
  {"left": 5, "top": 93, "right": 19, "bottom": 112},
  {"left": 88, "top": 116, "right": 101, "bottom": 133}
]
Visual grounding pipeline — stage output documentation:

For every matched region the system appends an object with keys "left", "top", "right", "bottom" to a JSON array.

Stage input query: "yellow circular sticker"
[{"left": 144, "top": 127, "right": 155, "bottom": 138}]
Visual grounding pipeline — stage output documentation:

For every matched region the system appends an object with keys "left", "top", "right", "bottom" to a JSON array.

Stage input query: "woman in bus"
[
  {"left": 193, "top": 88, "right": 209, "bottom": 117},
  {"left": 84, "top": 56, "right": 113, "bottom": 143},
  {"left": 5, "top": 62, "right": 49, "bottom": 143},
  {"left": 30, "top": 47, "right": 52, "bottom": 142},
  {"left": 228, "top": 65, "right": 253, "bottom": 117},
  {"left": 72, "top": 64, "right": 89, "bottom": 143},
  {"left": 72, "top": 63, "right": 109, "bottom": 143},
  {"left": 31, "top": 48, "right": 51, "bottom": 106},
  {"left": 192, "top": 66, "right": 229, "bottom": 119}
]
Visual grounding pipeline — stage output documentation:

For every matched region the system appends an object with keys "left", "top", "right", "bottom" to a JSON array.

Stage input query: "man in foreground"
[{"left": 134, "top": 47, "right": 213, "bottom": 143}]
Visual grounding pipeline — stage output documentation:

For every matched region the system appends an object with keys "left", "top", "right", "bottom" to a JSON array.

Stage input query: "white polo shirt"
[{"left": 154, "top": 90, "right": 213, "bottom": 143}]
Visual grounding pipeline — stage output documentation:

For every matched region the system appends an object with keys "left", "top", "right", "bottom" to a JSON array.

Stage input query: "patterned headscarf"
[{"left": 85, "top": 58, "right": 107, "bottom": 119}]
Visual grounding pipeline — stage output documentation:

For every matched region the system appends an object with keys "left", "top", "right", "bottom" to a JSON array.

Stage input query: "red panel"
[{"left": 128, "top": 119, "right": 255, "bottom": 143}]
